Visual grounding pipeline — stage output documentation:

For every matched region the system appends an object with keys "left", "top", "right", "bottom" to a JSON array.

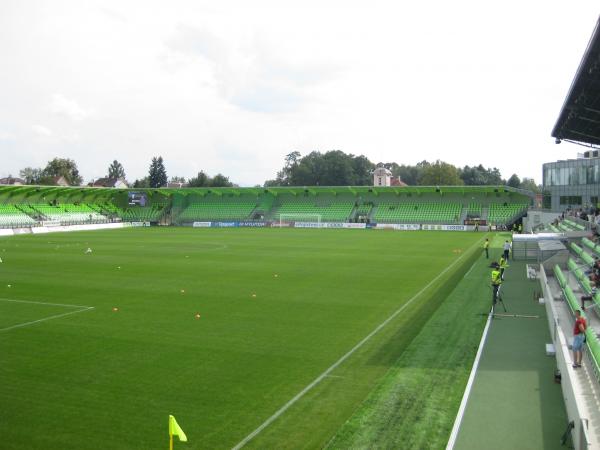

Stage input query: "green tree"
[
  {"left": 188, "top": 171, "right": 210, "bottom": 187},
  {"left": 132, "top": 177, "right": 150, "bottom": 188},
  {"left": 350, "top": 155, "right": 375, "bottom": 185},
  {"left": 19, "top": 167, "right": 43, "bottom": 185},
  {"left": 274, "top": 150, "right": 375, "bottom": 186},
  {"left": 42, "top": 157, "right": 83, "bottom": 185},
  {"left": 419, "top": 160, "right": 463, "bottom": 186},
  {"left": 107, "top": 160, "right": 126, "bottom": 179},
  {"left": 506, "top": 174, "right": 521, "bottom": 188},
  {"left": 210, "top": 173, "right": 232, "bottom": 187},
  {"left": 318, "top": 150, "right": 355, "bottom": 185},
  {"left": 459, "top": 164, "right": 504, "bottom": 186},
  {"left": 148, "top": 156, "right": 167, "bottom": 188},
  {"left": 384, "top": 162, "right": 425, "bottom": 186},
  {"left": 170, "top": 176, "right": 186, "bottom": 183},
  {"left": 263, "top": 178, "right": 280, "bottom": 187},
  {"left": 519, "top": 177, "right": 540, "bottom": 193}
]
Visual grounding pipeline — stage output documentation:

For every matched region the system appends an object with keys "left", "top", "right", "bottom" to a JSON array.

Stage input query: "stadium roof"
[
  {"left": 552, "top": 17, "right": 600, "bottom": 146},
  {"left": 0, "top": 184, "right": 534, "bottom": 201}
]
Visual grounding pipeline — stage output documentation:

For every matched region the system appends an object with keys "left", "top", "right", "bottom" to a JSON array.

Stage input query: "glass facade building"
[{"left": 542, "top": 156, "right": 600, "bottom": 211}]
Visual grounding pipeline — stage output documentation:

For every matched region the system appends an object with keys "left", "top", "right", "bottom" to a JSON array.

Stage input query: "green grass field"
[{"left": 0, "top": 228, "right": 488, "bottom": 449}]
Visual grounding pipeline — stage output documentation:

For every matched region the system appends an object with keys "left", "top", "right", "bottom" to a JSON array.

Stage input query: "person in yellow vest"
[
  {"left": 499, "top": 256, "right": 509, "bottom": 280},
  {"left": 483, "top": 238, "right": 490, "bottom": 259},
  {"left": 491, "top": 264, "right": 502, "bottom": 307},
  {"left": 518, "top": 223, "right": 523, "bottom": 234}
]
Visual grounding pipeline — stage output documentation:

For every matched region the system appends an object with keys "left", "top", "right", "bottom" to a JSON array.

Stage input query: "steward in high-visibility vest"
[
  {"left": 491, "top": 267, "right": 502, "bottom": 305},
  {"left": 483, "top": 239, "right": 490, "bottom": 259},
  {"left": 499, "top": 256, "right": 509, "bottom": 280}
]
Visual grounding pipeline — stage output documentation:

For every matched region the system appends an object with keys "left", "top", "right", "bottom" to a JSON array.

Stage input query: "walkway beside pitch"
[{"left": 451, "top": 260, "right": 568, "bottom": 450}]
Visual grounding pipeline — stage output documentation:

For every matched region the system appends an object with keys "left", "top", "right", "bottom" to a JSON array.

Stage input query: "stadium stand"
[
  {"left": 177, "top": 196, "right": 257, "bottom": 222},
  {"left": 548, "top": 224, "right": 560, "bottom": 233},
  {"left": 28, "top": 203, "right": 107, "bottom": 224},
  {"left": 466, "top": 202, "right": 482, "bottom": 217},
  {"left": 564, "top": 219, "right": 586, "bottom": 231},
  {"left": 487, "top": 203, "right": 528, "bottom": 226},
  {"left": 583, "top": 237, "right": 600, "bottom": 257},
  {"left": 0, "top": 185, "right": 532, "bottom": 228},
  {"left": 373, "top": 202, "right": 461, "bottom": 224},
  {"left": 270, "top": 196, "right": 354, "bottom": 222},
  {"left": 0, "top": 204, "right": 37, "bottom": 228},
  {"left": 121, "top": 206, "right": 164, "bottom": 222},
  {"left": 354, "top": 203, "right": 372, "bottom": 220},
  {"left": 552, "top": 267, "right": 600, "bottom": 373}
]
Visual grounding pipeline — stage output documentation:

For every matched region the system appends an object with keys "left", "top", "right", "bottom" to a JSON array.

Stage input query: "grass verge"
[{"left": 325, "top": 237, "right": 497, "bottom": 449}]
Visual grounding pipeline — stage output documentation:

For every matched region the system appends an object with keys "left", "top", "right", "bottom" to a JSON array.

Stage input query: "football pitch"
[{"left": 0, "top": 228, "right": 488, "bottom": 449}]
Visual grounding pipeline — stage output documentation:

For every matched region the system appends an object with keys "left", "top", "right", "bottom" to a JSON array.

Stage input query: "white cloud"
[
  {"left": 164, "top": 24, "right": 342, "bottom": 113},
  {"left": 49, "top": 94, "right": 92, "bottom": 121},
  {"left": 0, "top": 0, "right": 598, "bottom": 185},
  {"left": 31, "top": 125, "right": 53, "bottom": 137},
  {"left": 0, "top": 130, "right": 15, "bottom": 141}
]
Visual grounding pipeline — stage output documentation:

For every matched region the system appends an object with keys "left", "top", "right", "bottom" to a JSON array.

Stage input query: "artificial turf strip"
[
  {"left": 326, "top": 234, "right": 503, "bottom": 449},
  {"left": 0, "top": 228, "right": 481, "bottom": 449},
  {"left": 453, "top": 260, "right": 567, "bottom": 450}
]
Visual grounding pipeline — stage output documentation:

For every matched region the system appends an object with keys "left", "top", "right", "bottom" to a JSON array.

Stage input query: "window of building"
[
  {"left": 542, "top": 192, "right": 552, "bottom": 209},
  {"left": 559, "top": 196, "right": 582, "bottom": 205}
]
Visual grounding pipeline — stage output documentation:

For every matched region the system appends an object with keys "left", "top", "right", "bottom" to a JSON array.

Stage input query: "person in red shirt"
[{"left": 572, "top": 310, "right": 587, "bottom": 369}]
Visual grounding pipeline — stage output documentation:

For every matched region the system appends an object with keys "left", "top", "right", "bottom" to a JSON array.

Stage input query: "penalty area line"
[
  {"left": 0, "top": 306, "right": 95, "bottom": 332},
  {"left": 0, "top": 297, "right": 96, "bottom": 332},
  {"left": 0, "top": 297, "right": 93, "bottom": 309},
  {"left": 231, "top": 237, "right": 485, "bottom": 450}
]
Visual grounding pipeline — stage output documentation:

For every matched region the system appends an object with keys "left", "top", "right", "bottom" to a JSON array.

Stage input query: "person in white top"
[{"left": 503, "top": 240, "right": 511, "bottom": 261}]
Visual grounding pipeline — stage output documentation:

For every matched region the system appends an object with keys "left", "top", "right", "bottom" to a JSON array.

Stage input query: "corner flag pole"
[{"left": 168, "top": 415, "right": 187, "bottom": 449}]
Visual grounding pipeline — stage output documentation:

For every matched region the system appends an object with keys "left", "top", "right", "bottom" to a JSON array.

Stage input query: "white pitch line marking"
[
  {"left": 464, "top": 263, "right": 477, "bottom": 278},
  {"left": 0, "top": 306, "right": 94, "bottom": 332},
  {"left": 0, "top": 297, "right": 92, "bottom": 309},
  {"left": 231, "top": 237, "right": 485, "bottom": 450}
]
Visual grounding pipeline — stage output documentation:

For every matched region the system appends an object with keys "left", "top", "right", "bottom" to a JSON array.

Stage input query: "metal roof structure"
[{"left": 552, "top": 17, "right": 600, "bottom": 146}]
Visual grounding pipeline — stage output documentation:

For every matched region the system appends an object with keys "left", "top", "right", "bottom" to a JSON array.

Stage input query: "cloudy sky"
[{"left": 0, "top": 1, "right": 598, "bottom": 186}]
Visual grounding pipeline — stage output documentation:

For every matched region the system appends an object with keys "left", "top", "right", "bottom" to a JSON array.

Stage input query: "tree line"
[
  {"left": 16, "top": 157, "right": 233, "bottom": 189},
  {"left": 13, "top": 151, "right": 540, "bottom": 192},
  {"left": 265, "top": 151, "right": 540, "bottom": 192}
]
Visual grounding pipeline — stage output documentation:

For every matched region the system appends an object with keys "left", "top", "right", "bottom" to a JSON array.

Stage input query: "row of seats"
[
  {"left": 373, "top": 202, "right": 461, "bottom": 224},
  {"left": 558, "top": 222, "right": 574, "bottom": 232},
  {"left": 582, "top": 238, "right": 600, "bottom": 258},
  {"left": 28, "top": 204, "right": 107, "bottom": 224},
  {"left": 567, "top": 258, "right": 594, "bottom": 294},
  {"left": 355, "top": 204, "right": 372, "bottom": 217},
  {"left": 0, "top": 197, "right": 530, "bottom": 226},
  {"left": 271, "top": 200, "right": 354, "bottom": 222},
  {"left": 564, "top": 219, "right": 586, "bottom": 231},
  {"left": 0, "top": 205, "right": 36, "bottom": 228},
  {"left": 178, "top": 201, "right": 257, "bottom": 221},
  {"left": 570, "top": 243, "right": 595, "bottom": 266},
  {"left": 554, "top": 265, "right": 600, "bottom": 373},
  {"left": 488, "top": 203, "right": 527, "bottom": 224},
  {"left": 467, "top": 202, "right": 482, "bottom": 216},
  {"left": 121, "top": 207, "right": 164, "bottom": 222}
]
